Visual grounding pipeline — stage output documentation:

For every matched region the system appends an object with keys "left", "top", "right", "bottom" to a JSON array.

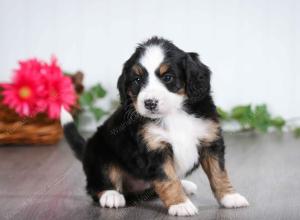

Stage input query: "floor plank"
[{"left": 0, "top": 132, "right": 300, "bottom": 220}]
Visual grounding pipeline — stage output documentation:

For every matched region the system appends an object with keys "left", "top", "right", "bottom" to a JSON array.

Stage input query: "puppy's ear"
[
  {"left": 183, "top": 52, "right": 211, "bottom": 100},
  {"left": 117, "top": 69, "right": 128, "bottom": 105}
]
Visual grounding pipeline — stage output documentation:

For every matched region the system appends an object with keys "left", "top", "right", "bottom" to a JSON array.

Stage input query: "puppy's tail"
[{"left": 61, "top": 108, "right": 85, "bottom": 161}]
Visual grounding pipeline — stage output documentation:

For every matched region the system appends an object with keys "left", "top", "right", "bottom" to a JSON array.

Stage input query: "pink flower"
[
  {"left": 1, "top": 57, "right": 76, "bottom": 119},
  {"left": 1, "top": 59, "right": 46, "bottom": 116},
  {"left": 41, "top": 58, "right": 76, "bottom": 119}
]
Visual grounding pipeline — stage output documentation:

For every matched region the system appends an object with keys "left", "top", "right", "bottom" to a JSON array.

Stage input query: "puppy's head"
[{"left": 118, "top": 37, "right": 211, "bottom": 119}]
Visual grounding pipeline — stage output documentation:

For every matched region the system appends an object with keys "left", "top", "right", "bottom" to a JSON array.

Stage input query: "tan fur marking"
[
  {"left": 132, "top": 64, "right": 143, "bottom": 75},
  {"left": 159, "top": 63, "right": 169, "bottom": 76},
  {"left": 140, "top": 123, "right": 168, "bottom": 151},
  {"left": 108, "top": 165, "right": 123, "bottom": 192},
  {"left": 177, "top": 88, "right": 186, "bottom": 95},
  {"left": 153, "top": 159, "right": 187, "bottom": 207},
  {"left": 201, "top": 120, "right": 220, "bottom": 146},
  {"left": 201, "top": 151, "right": 234, "bottom": 200}
]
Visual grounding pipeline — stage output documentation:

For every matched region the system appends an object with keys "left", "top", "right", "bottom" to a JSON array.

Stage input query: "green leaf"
[
  {"left": 252, "top": 104, "right": 271, "bottom": 133},
  {"left": 294, "top": 127, "right": 300, "bottom": 138},
  {"left": 217, "top": 107, "right": 229, "bottom": 120},
  {"left": 231, "top": 105, "right": 254, "bottom": 128},
  {"left": 79, "top": 91, "right": 94, "bottom": 106},
  {"left": 231, "top": 105, "right": 252, "bottom": 120},
  {"left": 89, "top": 107, "right": 107, "bottom": 121},
  {"left": 270, "top": 116, "right": 286, "bottom": 130},
  {"left": 91, "top": 84, "right": 106, "bottom": 98}
]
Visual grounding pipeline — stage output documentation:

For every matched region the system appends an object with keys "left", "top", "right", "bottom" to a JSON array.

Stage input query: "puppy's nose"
[{"left": 144, "top": 99, "right": 158, "bottom": 111}]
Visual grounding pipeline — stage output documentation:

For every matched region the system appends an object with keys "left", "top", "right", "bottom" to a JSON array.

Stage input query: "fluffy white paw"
[
  {"left": 99, "top": 190, "right": 126, "bottom": 208},
  {"left": 181, "top": 179, "right": 198, "bottom": 195},
  {"left": 168, "top": 198, "right": 198, "bottom": 216},
  {"left": 220, "top": 193, "right": 249, "bottom": 208}
]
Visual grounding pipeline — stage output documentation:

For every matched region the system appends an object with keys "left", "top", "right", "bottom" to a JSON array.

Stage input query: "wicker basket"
[{"left": 0, "top": 72, "right": 84, "bottom": 145}]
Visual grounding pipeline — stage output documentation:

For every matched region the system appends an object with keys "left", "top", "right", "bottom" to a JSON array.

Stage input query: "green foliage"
[
  {"left": 294, "top": 127, "right": 300, "bottom": 138},
  {"left": 216, "top": 107, "right": 229, "bottom": 121},
  {"left": 270, "top": 117, "right": 286, "bottom": 130},
  {"left": 252, "top": 105, "right": 271, "bottom": 132},
  {"left": 79, "top": 83, "right": 108, "bottom": 121},
  {"left": 91, "top": 84, "right": 106, "bottom": 98},
  {"left": 218, "top": 104, "right": 287, "bottom": 133},
  {"left": 231, "top": 105, "right": 253, "bottom": 129},
  {"left": 89, "top": 106, "right": 106, "bottom": 121},
  {"left": 79, "top": 92, "right": 94, "bottom": 106}
]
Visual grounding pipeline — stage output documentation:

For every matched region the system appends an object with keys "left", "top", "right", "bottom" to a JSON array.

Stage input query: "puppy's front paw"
[
  {"left": 181, "top": 179, "right": 197, "bottom": 195},
  {"left": 168, "top": 198, "right": 198, "bottom": 216},
  {"left": 99, "top": 190, "right": 126, "bottom": 208},
  {"left": 220, "top": 193, "right": 249, "bottom": 208}
]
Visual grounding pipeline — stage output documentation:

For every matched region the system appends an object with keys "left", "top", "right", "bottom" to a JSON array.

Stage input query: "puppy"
[{"left": 61, "top": 37, "right": 249, "bottom": 216}]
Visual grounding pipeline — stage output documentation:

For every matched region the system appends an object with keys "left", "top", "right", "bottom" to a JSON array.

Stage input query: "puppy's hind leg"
[
  {"left": 85, "top": 163, "right": 126, "bottom": 208},
  {"left": 99, "top": 190, "right": 126, "bottom": 208},
  {"left": 99, "top": 165, "right": 126, "bottom": 208}
]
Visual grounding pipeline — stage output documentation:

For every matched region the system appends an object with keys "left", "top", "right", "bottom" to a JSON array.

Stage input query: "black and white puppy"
[{"left": 62, "top": 37, "right": 249, "bottom": 216}]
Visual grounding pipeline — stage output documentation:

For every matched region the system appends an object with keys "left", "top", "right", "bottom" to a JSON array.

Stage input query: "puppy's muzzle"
[{"left": 144, "top": 99, "right": 158, "bottom": 112}]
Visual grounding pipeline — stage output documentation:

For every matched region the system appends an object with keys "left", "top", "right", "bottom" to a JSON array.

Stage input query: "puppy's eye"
[
  {"left": 133, "top": 76, "right": 142, "bottom": 85},
  {"left": 162, "top": 74, "right": 174, "bottom": 83}
]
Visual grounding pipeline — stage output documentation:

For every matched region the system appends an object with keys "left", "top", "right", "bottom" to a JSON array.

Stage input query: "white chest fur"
[{"left": 145, "top": 110, "right": 218, "bottom": 177}]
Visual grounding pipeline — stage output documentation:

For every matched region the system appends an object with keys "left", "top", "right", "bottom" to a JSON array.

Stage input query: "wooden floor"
[{"left": 0, "top": 132, "right": 300, "bottom": 220}]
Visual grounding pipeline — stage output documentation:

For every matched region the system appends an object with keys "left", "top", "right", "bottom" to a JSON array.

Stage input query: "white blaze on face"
[
  {"left": 137, "top": 45, "right": 184, "bottom": 118},
  {"left": 140, "top": 45, "right": 164, "bottom": 75}
]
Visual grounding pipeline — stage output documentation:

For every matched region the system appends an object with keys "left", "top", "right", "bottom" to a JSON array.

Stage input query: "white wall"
[{"left": 1, "top": 0, "right": 299, "bottom": 121}]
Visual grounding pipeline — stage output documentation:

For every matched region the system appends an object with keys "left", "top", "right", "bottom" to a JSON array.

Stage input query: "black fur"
[
  {"left": 63, "top": 122, "right": 85, "bottom": 161},
  {"left": 64, "top": 36, "right": 226, "bottom": 202},
  {"left": 184, "top": 52, "right": 211, "bottom": 100},
  {"left": 83, "top": 107, "right": 173, "bottom": 198}
]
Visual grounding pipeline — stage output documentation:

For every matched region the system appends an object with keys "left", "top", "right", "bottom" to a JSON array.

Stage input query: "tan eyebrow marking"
[
  {"left": 132, "top": 64, "right": 143, "bottom": 75},
  {"left": 159, "top": 63, "right": 170, "bottom": 76}
]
